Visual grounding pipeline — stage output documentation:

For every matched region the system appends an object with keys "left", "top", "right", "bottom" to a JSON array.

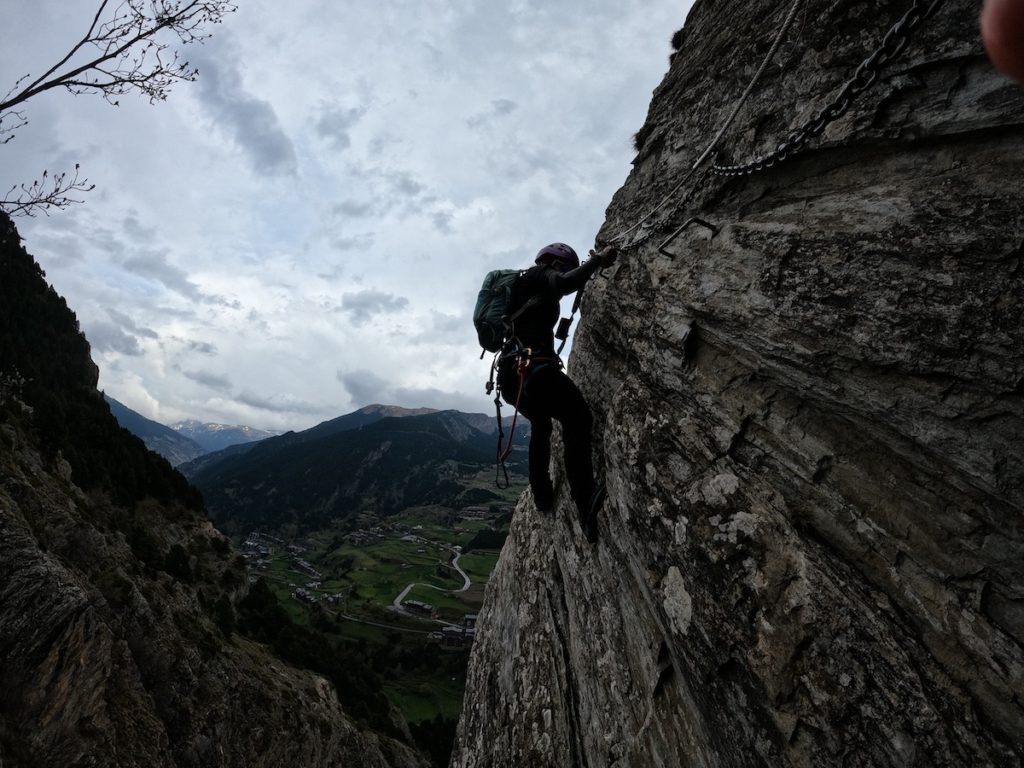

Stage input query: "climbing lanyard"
[{"left": 488, "top": 345, "right": 560, "bottom": 488}]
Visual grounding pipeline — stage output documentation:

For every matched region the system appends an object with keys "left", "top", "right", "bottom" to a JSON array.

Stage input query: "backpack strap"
[{"left": 503, "top": 294, "right": 541, "bottom": 331}]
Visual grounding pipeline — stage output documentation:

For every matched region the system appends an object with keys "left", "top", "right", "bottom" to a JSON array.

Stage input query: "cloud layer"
[{"left": 1, "top": 1, "right": 690, "bottom": 430}]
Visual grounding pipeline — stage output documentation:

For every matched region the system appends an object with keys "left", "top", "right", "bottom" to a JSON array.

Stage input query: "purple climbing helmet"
[{"left": 534, "top": 242, "right": 579, "bottom": 271}]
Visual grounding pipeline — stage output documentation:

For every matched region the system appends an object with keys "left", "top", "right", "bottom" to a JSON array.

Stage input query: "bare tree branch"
[
  {"left": 0, "top": 109, "right": 28, "bottom": 145},
  {"left": 0, "top": 0, "right": 235, "bottom": 216},
  {"left": 1, "top": 166, "right": 97, "bottom": 217},
  {"left": 1, "top": 1, "right": 234, "bottom": 113}
]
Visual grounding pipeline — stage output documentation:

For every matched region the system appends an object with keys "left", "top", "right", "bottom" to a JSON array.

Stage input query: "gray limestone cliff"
[{"left": 452, "top": 0, "right": 1023, "bottom": 766}]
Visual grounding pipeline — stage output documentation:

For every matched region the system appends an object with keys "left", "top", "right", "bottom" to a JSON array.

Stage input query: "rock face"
[
  {"left": 453, "top": 1, "right": 1023, "bottom": 766},
  {"left": 0, "top": 434, "right": 423, "bottom": 768}
]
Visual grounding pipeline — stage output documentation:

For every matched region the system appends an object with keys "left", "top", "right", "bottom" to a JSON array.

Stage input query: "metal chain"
[
  {"left": 623, "top": 164, "right": 716, "bottom": 250},
  {"left": 712, "top": 0, "right": 945, "bottom": 177},
  {"left": 610, "top": 0, "right": 807, "bottom": 249}
]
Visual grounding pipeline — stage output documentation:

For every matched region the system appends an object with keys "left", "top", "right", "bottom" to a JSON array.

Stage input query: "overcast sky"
[{"left": 2, "top": 1, "right": 692, "bottom": 432}]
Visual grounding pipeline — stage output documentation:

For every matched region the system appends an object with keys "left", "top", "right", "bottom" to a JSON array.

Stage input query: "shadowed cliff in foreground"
[{"left": 453, "top": 0, "right": 1023, "bottom": 765}]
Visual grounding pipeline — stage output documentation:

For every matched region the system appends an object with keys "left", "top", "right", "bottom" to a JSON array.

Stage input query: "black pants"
[{"left": 499, "top": 361, "right": 595, "bottom": 514}]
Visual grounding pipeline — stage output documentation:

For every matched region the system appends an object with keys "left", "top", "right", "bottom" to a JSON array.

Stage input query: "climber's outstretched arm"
[{"left": 552, "top": 246, "right": 618, "bottom": 296}]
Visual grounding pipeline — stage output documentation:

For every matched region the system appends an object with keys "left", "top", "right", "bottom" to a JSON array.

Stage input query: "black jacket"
[{"left": 507, "top": 257, "right": 605, "bottom": 356}]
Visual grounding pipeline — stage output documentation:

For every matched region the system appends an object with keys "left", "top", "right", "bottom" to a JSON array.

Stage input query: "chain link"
[
  {"left": 624, "top": 164, "right": 716, "bottom": 250},
  {"left": 712, "top": 0, "right": 944, "bottom": 177}
]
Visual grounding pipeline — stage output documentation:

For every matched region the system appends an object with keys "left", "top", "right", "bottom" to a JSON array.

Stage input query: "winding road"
[{"left": 391, "top": 542, "right": 471, "bottom": 621}]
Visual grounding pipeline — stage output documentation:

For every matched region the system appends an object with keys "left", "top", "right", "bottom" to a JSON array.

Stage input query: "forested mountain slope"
[{"left": 188, "top": 408, "right": 526, "bottom": 534}]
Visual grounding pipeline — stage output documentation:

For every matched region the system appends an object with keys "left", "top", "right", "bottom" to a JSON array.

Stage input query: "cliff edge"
[{"left": 453, "top": 0, "right": 1023, "bottom": 766}]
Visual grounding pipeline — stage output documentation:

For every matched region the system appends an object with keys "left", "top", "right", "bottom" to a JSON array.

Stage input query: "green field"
[
  {"left": 242, "top": 499, "right": 521, "bottom": 726},
  {"left": 457, "top": 552, "right": 499, "bottom": 582}
]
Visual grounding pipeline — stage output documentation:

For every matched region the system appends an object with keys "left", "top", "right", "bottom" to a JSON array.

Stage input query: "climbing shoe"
[{"left": 580, "top": 482, "right": 606, "bottom": 544}]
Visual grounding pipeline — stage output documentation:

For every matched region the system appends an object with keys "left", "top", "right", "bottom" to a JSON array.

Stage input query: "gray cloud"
[
  {"left": 83, "top": 306, "right": 162, "bottom": 356},
  {"left": 316, "top": 106, "right": 365, "bottom": 150},
  {"left": 86, "top": 321, "right": 144, "bottom": 356},
  {"left": 246, "top": 309, "right": 270, "bottom": 335},
  {"left": 410, "top": 310, "right": 469, "bottom": 345},
  {"left": 337, "top": 164, "right": 434, "bottom": 220},
  {"left": 332, "top": 199, "right": 375, "bottom": 218},
  {"left": 339, "top": 289, "right": 409, "bottom": 325},
  {"left": 432, "top": 211, "right": 454, "bottom": 234},
  {"left": 28, "top": 231, "right": 88, "bottom": 269},
  {"left": 122, "top": 215, "right": 157, "bottom": 242},
  {"left": 122, "top": 249, "right": 204, "bottom": 301},
  {"left": 466, "top": 98, "right": 518, "bottom": 127},
  {"left": 430, "top": 311, "right": 464, "bottom": 337},
  {"left": 183, "top": 369, "right": 233, "bottom": 391},
  {"left": 368, "top": 132, "right": 401, "bottom": 158},
  {"left": 337, "top": 368, "right": 390, "bottom": 407},
  {"left": 386, "top": 171, "right": 426, "bottom": 198},
  {"left": 236, "top": 390, "right": 323, "bottom": 415},
  {"left": 192, "top": 42, "right": 298, "bottom": 176},
  {"left": 186, "top": 339, "right": 218, "bottom": 355},
  {"left": 107, "top": 308, "right": 159, "bottom": 339},
  {"left": 491, "top": 141, "right": 560, "bottom": 183},
  {"left": 330, "top": 232, "right": 375, "bottom": 252}
]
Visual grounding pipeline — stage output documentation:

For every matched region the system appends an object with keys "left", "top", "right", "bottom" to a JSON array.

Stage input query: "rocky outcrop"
[
  {"left": 453, "top": 0, "right": 1023, "bottom": 766},
  {"left": 0, "top": 430, "right": 423, "bottom": 768}
]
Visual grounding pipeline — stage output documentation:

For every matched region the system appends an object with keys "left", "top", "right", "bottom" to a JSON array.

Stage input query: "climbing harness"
[{"left": 487, "top": 342, "right": 562, "bottom": 488}]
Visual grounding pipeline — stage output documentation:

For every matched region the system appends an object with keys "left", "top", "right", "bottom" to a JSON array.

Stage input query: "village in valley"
[{"left": 237, "top": 502, "right": 513, "bottom": 653}]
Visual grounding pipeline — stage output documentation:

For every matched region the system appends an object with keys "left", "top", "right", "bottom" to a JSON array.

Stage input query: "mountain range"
[
  {"left": 104, "top": 395, "right": 206, "bottom": 466},
  {"left": 103, "top": 390, "right": 528, "bottom": 536},
  {"left": 181, "top": 405, "right": 528, "bottom": 535},
  {"left": 104, "top": 396, "right": 280, "bottom": 466},
  {"left": 171, "top": 419, "right": 279, "bottom": 453}
]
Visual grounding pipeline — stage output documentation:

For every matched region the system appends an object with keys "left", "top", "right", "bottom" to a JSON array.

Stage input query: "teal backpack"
[{"left": 473, "top": 269, "right": 538, "bottom": 353}]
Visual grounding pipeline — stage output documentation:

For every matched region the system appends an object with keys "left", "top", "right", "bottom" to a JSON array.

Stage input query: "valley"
[{"left": 234, "top": 485, "right": 522, "bottom": 733}]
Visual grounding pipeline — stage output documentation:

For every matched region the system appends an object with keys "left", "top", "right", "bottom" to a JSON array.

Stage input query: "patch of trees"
[
  {"left": 0, "top": 213, "right": 201, "bottom": 510},
  {"left": 465, "top": 528, "right": 508, "bottom": 552},
  {"left": 456, "top": 487, "right": 500, "bottom": 506},
  {"left": 236, "top": 579, "right": 397, "bottom": 735},
  {"left": 409, "top": 714, "right": 458, "bottom": 768}
]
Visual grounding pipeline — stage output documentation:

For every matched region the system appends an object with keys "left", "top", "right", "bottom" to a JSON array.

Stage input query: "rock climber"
[{"left": 496, "top": 242, "right": 617, "bottom": 543}]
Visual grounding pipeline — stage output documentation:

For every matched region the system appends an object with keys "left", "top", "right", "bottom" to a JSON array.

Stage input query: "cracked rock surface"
[
  {"left": 0, "top": 438, "right": 425, "bottom": 768},
  {"left": 453, "top": 0, "right": 1023, "bottom": 765}
]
